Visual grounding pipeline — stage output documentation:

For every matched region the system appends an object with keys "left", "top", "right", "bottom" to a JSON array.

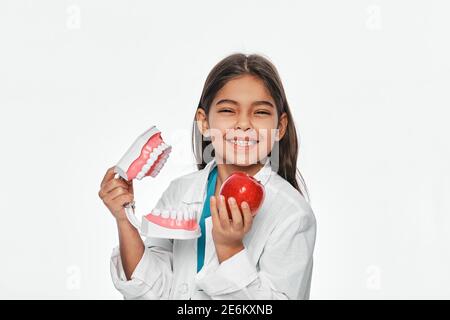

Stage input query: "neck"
[{"left": 214, "top": 160, "right": 264, "bottom": 196}]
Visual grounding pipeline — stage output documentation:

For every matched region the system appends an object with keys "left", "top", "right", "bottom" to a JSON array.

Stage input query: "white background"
[{"left": 0, "top": 0, "right": 449, "bottom": 299}]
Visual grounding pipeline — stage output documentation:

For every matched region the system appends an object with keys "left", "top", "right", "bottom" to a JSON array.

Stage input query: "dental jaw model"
[
  {"left": 114, "top": 126, "right": 201, "bottom": 240},
  {"left": 115, "top": 126, "right": 171, "bottom": 180}
]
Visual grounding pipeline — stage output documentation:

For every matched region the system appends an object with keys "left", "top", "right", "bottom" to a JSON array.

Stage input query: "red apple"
[{"left": 219, "top": 171, "right": 265, "bottom": 218}]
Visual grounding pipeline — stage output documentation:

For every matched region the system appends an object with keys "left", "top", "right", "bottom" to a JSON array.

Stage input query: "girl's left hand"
[{"left": 210, "top": 195, "right": 254, "bottom": 263}]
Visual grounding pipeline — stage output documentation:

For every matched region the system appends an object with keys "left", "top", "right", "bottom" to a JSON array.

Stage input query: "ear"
[
  {"left": 195, "top": 107, "right": 210, "bottom": 137},
  {"left": 275, "top": 112, "right": 288, "bottom": 141}
]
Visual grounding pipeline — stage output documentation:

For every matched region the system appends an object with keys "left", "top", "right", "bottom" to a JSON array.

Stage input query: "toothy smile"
[{"left": 226, "top": 138, "right": 258, "bottom": 147}]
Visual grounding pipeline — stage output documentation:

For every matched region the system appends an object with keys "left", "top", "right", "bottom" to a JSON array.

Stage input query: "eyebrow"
[{"left": 215, "top": 99, "right": 274, "bottom": 108}]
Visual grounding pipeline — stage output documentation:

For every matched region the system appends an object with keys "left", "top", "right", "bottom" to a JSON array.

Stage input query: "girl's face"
[{"left": 197, "top": 74, "right": 288, "bottom": 166}]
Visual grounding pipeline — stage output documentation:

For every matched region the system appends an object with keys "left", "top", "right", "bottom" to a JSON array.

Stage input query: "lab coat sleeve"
[
  {"left": 195, "top": 211, "right": 316, "bottom": 300},
  {"left": 110, "top": 182, "right": 177, "bottom": 300}
]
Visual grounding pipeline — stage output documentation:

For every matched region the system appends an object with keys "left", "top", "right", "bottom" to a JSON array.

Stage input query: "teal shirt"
[{"left": 197, "top": 166, "right": 218, "bottom": 273}]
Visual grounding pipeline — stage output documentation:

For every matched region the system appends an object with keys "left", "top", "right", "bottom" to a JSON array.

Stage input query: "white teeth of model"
[
  {"left": 141, "top": 158, "right": 154, "bottom": 172},
  {"left": 176, "top": 211, "right": 183, "bottom": 221},
  {"left": 146, "top": 158, "right": 156, "bottom": 168},
  {"left": 170, "top": 209, "right": 177, "bottom": 220},
  {"left": 138, "top": 166, "right": 150, "bottom": 177},
  {"left": 161, "top": 209, "right": 170, "bottom": 218},
  {"left": 152, "top": 208, "right": 161, "bottom": 216},
  {"left": 183, "top": 208, "right": 189, "bottom": 221},
  {"left": 136, "top": 172, "right": 145, "bottom": 180}
]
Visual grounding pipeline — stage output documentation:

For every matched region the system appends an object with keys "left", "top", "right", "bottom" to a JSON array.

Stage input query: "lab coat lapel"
[{"left": 181, "top": 160, "right": 216, "bottom": 204}]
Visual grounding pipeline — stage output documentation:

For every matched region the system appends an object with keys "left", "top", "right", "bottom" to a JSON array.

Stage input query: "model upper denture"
[
  {"left": 115, "top": 126, "right": 171, "bottom": 181},
  {"left": 140, "top": 207, "right": 201, "bottom": 239}
]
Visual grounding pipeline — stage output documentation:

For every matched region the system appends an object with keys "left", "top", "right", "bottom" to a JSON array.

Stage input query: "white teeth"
[
  {"left": 170, "top": 210, "right": 177, "bottom": 219},
  {"left": 176, "top": 211, "right": 183, "bottom": 221},
  {"left": 183, "top": 209, "right": 189, "bottom": 221},
  {"left": 152, "top": 208, "right": 161, "bottom": 216},
  {"left": 136, "top": 172, "right": 145, "bottom": 180},
  {"left": 142, "top": 163, "right": 150, "bottom": 170},
  {"left": 154, "top": 146, "right": 163, "bottom": 155},
  {"left": 161, "top": 209, "right": 170, "bottom": 218},
  {"left": 227, "top": 139, "right": 257, "bottom": 146},
  {"left": 135, "top": 141, "right": 172, "bottom": 179}
]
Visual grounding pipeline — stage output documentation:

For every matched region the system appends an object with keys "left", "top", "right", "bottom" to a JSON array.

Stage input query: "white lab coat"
[{"left": 110, "top": 159, "right": 316, "bottom": 300}]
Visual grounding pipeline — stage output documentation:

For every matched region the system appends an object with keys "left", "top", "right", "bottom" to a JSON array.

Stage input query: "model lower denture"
[
  {"left": 115, "top": 126, "right": 171, "bottom": 181},
  {"left": 140, "top": 207, "right": 201, "bottom": 239}
]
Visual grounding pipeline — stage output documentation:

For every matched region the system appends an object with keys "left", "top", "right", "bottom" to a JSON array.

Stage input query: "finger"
[
  {"left": 241, "top": 201, "right": 253, "bottom": 232},
  {"left": 209, "top": 196, "right": 222, "bottom": 230},
  {"left": 111, "top": 194, "right": 134, "bottom": 208},
  {"left": 218, "top": 195, "right": 231, "bottom": 229},
  {"left": 228, "top": 197, "right": 244, "bottom": 230},
  {"left": 105, "top": 187, "right": 129, "bottom": 201},
  {"left": 102, "top": 178, "right": 130, "bottom": 194},
  {"left": 101, "top": 166, "right": 117, "bottom": 188}
]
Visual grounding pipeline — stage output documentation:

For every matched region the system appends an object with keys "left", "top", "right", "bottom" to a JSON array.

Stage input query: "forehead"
[{"left": 214, "top": 74, "right": 274, "bottom": 103}]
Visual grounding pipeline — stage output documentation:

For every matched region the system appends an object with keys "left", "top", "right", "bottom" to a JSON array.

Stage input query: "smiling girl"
[{"left": 99, "top": 53, "right": 316, "bottom": 299}]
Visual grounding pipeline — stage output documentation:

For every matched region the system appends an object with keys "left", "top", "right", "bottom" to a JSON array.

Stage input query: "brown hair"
[{"left": 191, "top": 53, "right": 309, "bottom": 199}]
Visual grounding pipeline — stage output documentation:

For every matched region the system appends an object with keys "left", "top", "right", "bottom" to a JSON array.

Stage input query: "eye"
[
  {"left": 255, "top": 110, "right": 271, "bottom": 115},
  {"left": 218, "top": 109, "right": 234, "bottom": 113}
]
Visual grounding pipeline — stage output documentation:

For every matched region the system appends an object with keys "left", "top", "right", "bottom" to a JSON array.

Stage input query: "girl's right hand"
[{"left": 98, "top": 167, "right": 134, "bottom": 222}]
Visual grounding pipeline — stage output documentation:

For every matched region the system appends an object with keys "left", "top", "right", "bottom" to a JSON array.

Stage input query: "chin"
[{"left": 224, "top": 154, "right": 263, "bottom": 167}]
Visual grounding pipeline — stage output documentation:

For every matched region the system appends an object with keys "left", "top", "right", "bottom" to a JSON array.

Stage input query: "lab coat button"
[{"left": 179, "top": 283, "right": 188, "bottom": 294}]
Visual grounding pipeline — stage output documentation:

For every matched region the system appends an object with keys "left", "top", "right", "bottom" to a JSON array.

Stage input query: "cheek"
[
  {"left": 259, "top": 129, "right": 277, "bottom": 151},
  {"left": 208, "top": 113, "right": 234, "bottom": 131}
]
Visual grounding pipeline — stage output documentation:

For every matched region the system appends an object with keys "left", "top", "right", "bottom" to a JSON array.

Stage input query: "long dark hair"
[{"left": 191, "top": 53, "right": 309, "bottom": 200}]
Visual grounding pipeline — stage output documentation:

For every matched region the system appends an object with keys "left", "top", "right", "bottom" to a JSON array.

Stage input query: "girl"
[{"left": 99, "top": 53, "right": 316, "bottom": 300}]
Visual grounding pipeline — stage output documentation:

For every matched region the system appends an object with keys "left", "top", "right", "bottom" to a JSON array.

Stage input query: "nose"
[{"left": 235, "top": 113, "right": 252, "bottom": 131}]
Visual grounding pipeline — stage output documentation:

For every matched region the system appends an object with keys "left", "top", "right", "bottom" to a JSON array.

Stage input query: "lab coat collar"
[{"left": 181, "top": 157, "right": 273, "bottom": 205}]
